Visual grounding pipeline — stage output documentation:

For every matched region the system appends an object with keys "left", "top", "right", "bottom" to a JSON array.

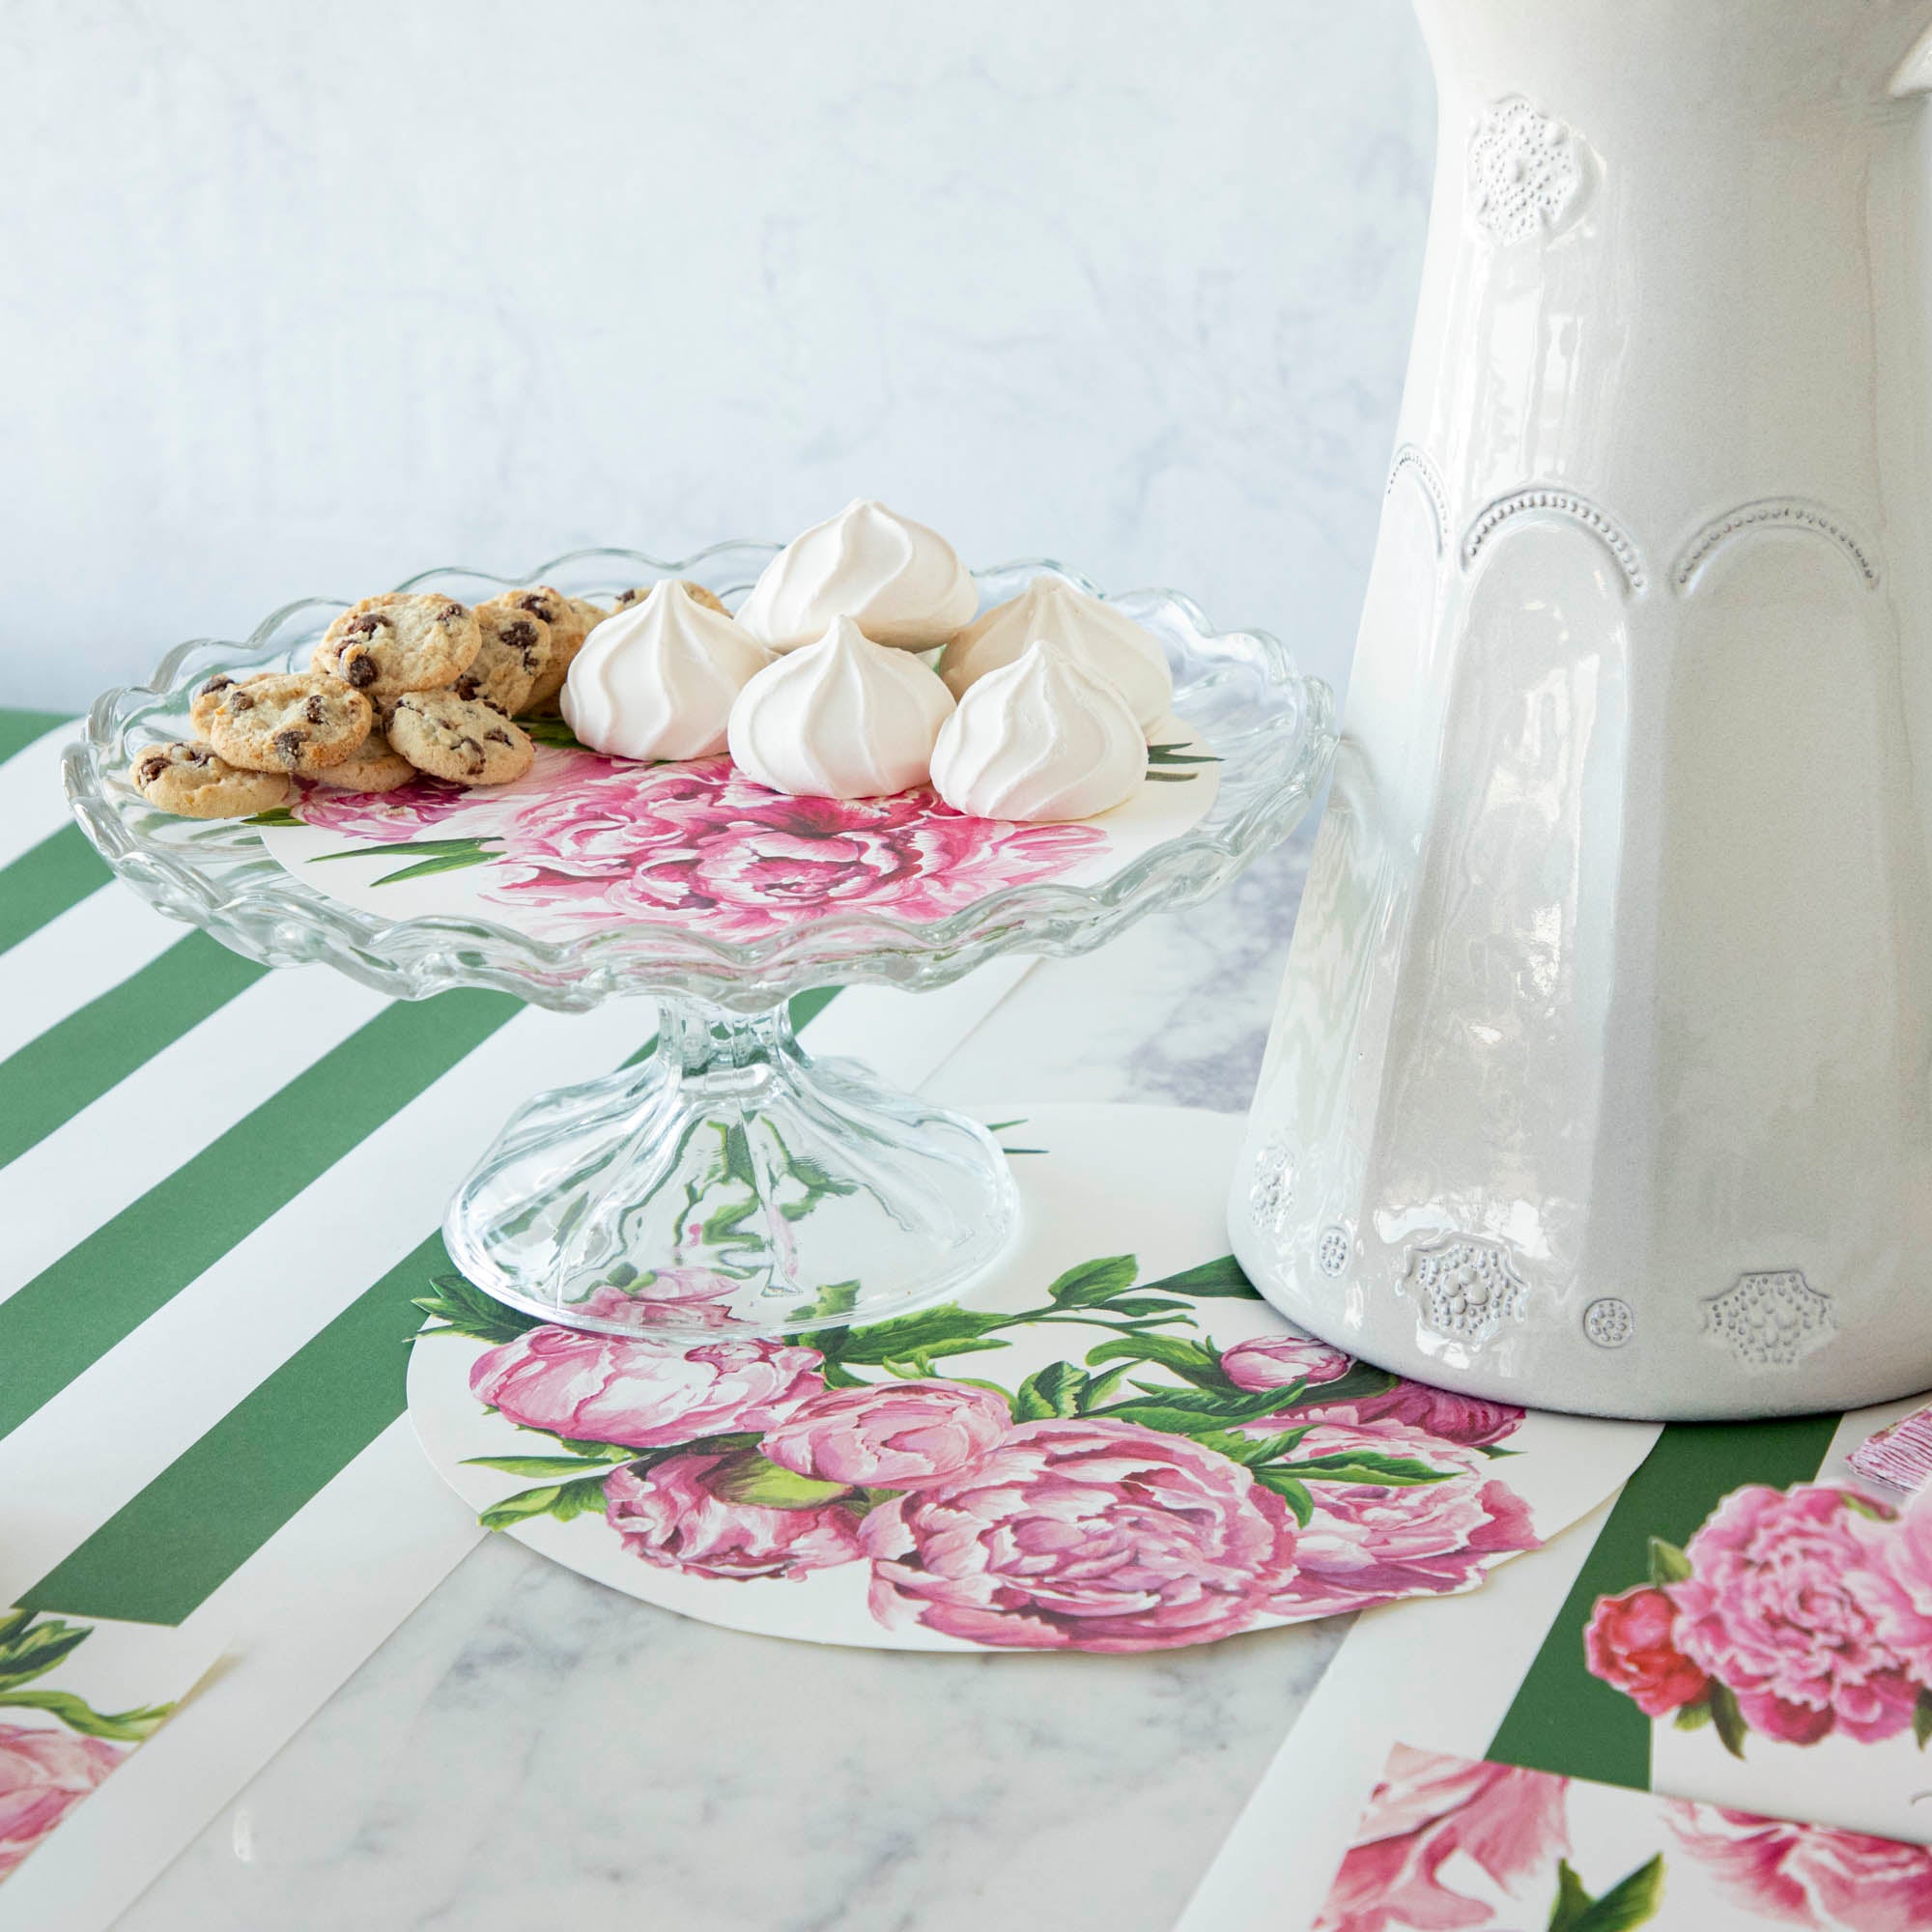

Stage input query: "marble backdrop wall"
[{"left": 0, "top": 0, "right": 1433, "bottom": 712}]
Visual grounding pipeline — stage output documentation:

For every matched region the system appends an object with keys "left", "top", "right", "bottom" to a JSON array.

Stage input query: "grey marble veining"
[{"left": 115, "top": 834, "right": 1339, "bottom": 1932}]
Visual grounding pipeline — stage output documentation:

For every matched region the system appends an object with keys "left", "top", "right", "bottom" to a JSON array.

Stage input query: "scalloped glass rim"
[{"left": 66, "top": 543, "right": 1337, "bottom": 1014}]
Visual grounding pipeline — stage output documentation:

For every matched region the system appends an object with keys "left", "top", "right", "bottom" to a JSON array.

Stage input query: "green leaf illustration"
[
  {"left": 412, "top": 1273, "right": 539, "bottom": 1347},
  {"left": 1014, "top": 1361, "right": 1089, "bottom": 1421},
  {"left": 370, "top": 848, "right": 502, "bottom": 886},
  {"left": 1045, "top": 1256, "right": 1141, "bottom": 1307},
  {"left": 1548, "top": 1853, "right": 1665, "bottom": 1931},
  {"left": 1285, "top": 1450, "right": 1454, "bottom": 1488},
  {"left": 462, "top": 1453, "right": 632, "bottom": 1478},
  {"left": 1085, "top": 1333, "right": 1229, "bottom": 1389},
  {"left": 0, "top": 1689, "right": 176, "bottom": 1744},
  {"left": 826, "top": 1304, "right": 1013, "bottom": 1366},
  {"left": 1147, "top": 742, "right": 1221, "bottom": 767},
  {"left": 1708, "top": 1681, "right": 1749, "bottom": 1760},
  {"left": 1253, "top": 1469, "right": 1315, "bottom": 1524},
  {"left": 242, "top": 805, "right": 302, "bottom": 827},
  {"left": 1915, "top": 1688, "right": 1932, "bottom": 1750},
  {"left": 709, "top": 1452, "right": 853, "bottom": 1509},
  {"left": 519, "top": 717, "right": 587, "bottom": 750},
  {"left": 1096, "top": 1386, "right": 1296, "bottom": 1436},
  {"left": 311, "top": 838, "right": 495, "bottom": 861},
  {"left": 1137, "top": 1255, "right": 1262, "bottom": 1299},
  {"left": 0, "top": 1613, "right": 91, "bottom": 1693},
  {"left": 1672, "top": 1697, "right": 1714, "bottom": 1732},
  {"left": 1253, "top": 1362, "right": 1400, "bottom": 1416},
  {"left": 796, "top": 1280, "right": 861, "bottom": 1326},
  {"left": 478, "top": 1476, "right": 611, "bottom": 1531},
  {"left": 1647, "top": 1537, "right": 1693, "bottom": 1588}
]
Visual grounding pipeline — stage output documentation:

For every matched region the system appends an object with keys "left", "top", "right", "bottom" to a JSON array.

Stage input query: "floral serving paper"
[
  {"left": 0, "top": 1609, "right": 220, "bottom": 1889},
  {"left": 256, "top": 727, "right": 1219, "bottom": 941},
  {"left": 407, "top": 1105, "right": 1657, "bottom": 1653},
  {"left": 1316, "top": 1741, "right": 1932, "bottom": 1931}
]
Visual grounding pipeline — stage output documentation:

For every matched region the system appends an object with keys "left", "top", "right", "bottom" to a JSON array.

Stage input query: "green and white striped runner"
[{"left": 0, "top": 710, "right": 1034, "bottom": 1931}]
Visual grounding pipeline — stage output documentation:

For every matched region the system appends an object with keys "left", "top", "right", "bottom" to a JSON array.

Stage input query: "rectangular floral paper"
[
  {"left": 1316, "top": 1741, "right": 1932, "bottom": 1931},
  {"left": 0, "top": 1608, "right": 219, "bottom": 1888}
]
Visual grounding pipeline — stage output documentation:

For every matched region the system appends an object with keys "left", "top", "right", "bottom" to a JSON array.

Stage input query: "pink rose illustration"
[
  {"left": 469, "top": 1326, "right": 823, "bottom": 1450},
  {"left": 604, "top": 1452, "right": 863, "bottom": 1581},
  {"left": 761, "top": 1380, "right": 1010, "bottom": 1491},
  {"left": 1314, "top": 1743, "right": 1569, "bottom": 1932},
  {"left": 487, "top": 756, "right": 1107, "bottom": 939},
  {"left": 1302, "top": 1381, "right": 1524, "bottom": 1449},
  {"left": 1221, "top": 1333, "right": 1353, "bottom": 1393},
  {"left": 0, "top": 1723, "right": 125, "bottom": 1880},
  {"left": 1673, "top": 1484, "right": 1918, "bottom": 1746},
  {"left": 1584, "top": 1585, "right": 1710, "bottom": 1718},
  {"left": 566, "top": 1270, "right": 746, "bottom": 1332},
  {"left": 1668, "top": 1800, "right": 1932, "bottom": 1931},
  {"left": 1267, "top": 1421, "right": 1539, "bottom": 1619},
  {"left": 861, "top": 1417, "right": 1299, "bottom": 1651}
]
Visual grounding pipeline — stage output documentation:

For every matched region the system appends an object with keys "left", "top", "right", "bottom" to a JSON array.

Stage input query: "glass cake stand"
[{"left": 66, "top": 544, "right": 1335, "bottom": 1341}]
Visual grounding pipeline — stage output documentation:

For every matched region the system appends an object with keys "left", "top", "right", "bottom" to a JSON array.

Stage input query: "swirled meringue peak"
[
  {"left": 736, "top": 498, "right": 980, "bottom": 653},
  {"left": 727, "top": 615, "right": 956, "bottom": 799},
  {"left": 938, "top": 575, "right": 1172, "bottom": 731},
  {"left": 931, "top": 639, "right": 1149, "bottom": 822},
  {"left": 562, "top": 580, "right": 769, "bottom": 762}
]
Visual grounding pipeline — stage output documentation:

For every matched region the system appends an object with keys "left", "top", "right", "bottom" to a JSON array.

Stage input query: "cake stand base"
[{"left": 443, "top": 999, "right": 1019, "bottom": 1340}]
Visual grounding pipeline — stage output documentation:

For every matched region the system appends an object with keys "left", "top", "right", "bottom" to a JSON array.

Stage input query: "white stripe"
[
  {"left": 0, "top": 881, "right": 181, "bottom": 1063},
  {"left": 0, "top": 995, "right": 656, "bottom": 1605},
  {"left": 0, "top": 964, "right": 390, "bottom": 1298},
  {"left": 0, "top": 721, "right": 81, "bottom": 869},
  {"left": 803, "top": 955, "right": 1037, "bottom": 1087},
  {"left": 0, "top": 1421, "right": 480, "bottom": 1932}
]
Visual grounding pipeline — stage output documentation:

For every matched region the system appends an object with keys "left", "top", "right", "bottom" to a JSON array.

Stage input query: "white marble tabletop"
[{"left": 117, "top": 829, "right": 1331, "bottom": 1932}]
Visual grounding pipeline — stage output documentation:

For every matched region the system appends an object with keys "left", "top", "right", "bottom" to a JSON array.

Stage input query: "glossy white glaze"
[{"left": 1236, "top": 0, "right": 1932, "bottom": 1419}]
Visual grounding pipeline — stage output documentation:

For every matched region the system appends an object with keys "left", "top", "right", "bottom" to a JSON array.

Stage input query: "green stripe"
[
  {"left": 13, "top": 989, "right": 842, "bottom": 1626},
  {"left": 0, "top": 827, "right": 111, "bottom": 957},
  {"left": 0, "top": 990, "right": 520, "bottom": 1440},
  {"left": 1486, "top": 1413, "right": 1841, "bottom": 1791},
  {"left": 23, "top": 1234, "right": 452, "bottom": 1625},
  {"left": 0, "top": 934, "right": 268, "bottom": 1172},
  {"left": 0, "top": 709, "right": 66, "bottom": 767}
]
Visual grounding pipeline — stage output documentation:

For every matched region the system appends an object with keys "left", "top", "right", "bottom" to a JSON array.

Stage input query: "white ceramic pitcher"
[{"left": 1232, "top": 0, "right": 1932, "bottom": 1419}]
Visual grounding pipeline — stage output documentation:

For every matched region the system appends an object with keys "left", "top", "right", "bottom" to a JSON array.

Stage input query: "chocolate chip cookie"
[
  {"left": 313, "top": 594, "right": 482, "bottom": 698},
  {"left": 311, "top": 725, "right": 416, "bottom": 794},
  {"left": 206, "top": 672, "right": 373, "bottom": 776},
  {"left": 478, "top": 587, "right": 588, "bottom": 711},
  {"left": 611, "top": 581, "right": 728, "bottom": 616},
  {"left": 387, "top": 690, "right": 535, "bottom": 785},
  {"left": 187, "top": 670, "right": 255, "bottom": 738},
  {"left": 453, "top": 604, "right": 553, "bottom": 717},
  {"left": 129, "top": 741, "right": 294, "bottom": 818}
]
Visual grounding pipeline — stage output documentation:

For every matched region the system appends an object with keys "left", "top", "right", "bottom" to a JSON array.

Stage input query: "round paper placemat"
[{"left": 408, "top": 1104, "right": 1658, "bottom": 1653}]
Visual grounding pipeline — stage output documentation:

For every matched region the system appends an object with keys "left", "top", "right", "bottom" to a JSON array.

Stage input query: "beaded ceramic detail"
[
  {"left": 1398, "top": 1236, "right": 1529, "bottom": 1350},
  {"left": 1704, "top": 1269, "right": 1835, "bottom": 1370},
  {"left": 1467, "top": 97, "right": 1586, "bottom": 244},
  {"left": 1248, "top": 1139, "right": 1296, "bottom": 1239},
  {"left": 1673, "top": 499, "right": 1882, "bottom": 594},
  {"left": 1462, "top": 489, "right": 1647, "bottom": 594},
  {"left": 1315, "top": 1225, "right": 1352, "bottom": 1280},
  {"left": 1386, "top": 445, "right": 1450, "bottom": 557},
  {"left": 1583, "top": 1297, "right": 1636, "bottom": 1350}
]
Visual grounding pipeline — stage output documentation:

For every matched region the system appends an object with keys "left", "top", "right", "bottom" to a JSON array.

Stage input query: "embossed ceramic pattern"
[{"left": 1234, "top": 0, "right": 1932, "bottom": 1418}]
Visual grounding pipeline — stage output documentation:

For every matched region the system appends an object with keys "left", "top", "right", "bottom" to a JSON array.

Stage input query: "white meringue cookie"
[
  {"left": 562, "top": 580, "right": 769, "bottom": 762},
  {"left": 727, "top": 615, "right": 955, "bottom": 799},
  {"left": 931, "top": 639, "right": 1149, "bottom": 822},
  {"left": 737, "top": 498, "right": 980, "bottom": 653},
  {"left": 938, "top": 576, "right": 1173, "bottom": 731}
]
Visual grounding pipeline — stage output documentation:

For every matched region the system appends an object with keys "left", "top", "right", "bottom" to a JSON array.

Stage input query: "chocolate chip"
[
  {"left": 457, "top": 735, "right": 485, "bottom": 772},
  {"left": 187, "top": 745, "right": 212, "bottom": 763},
  {"left": 344, "top": 654, "right": 378, "bottom": 690},
  {"left": 614, "top": 587, "right": 642, "bottom": 609},
  {"left": 199, "top": 674, "right": 233, "bottom": 697},
  {"left": 501, "top": 619, "right": 537, "bottom": 650},
  {"left": 513, "top": 592, "right": 557, "bottom": 621},
  {"left": 136, "top": 753, "right": 170, "bottom": 783},
  {"left": 346, "top": 613, "right": 384, "bottom": 638},
  {"left": 486, "top": 727, "right": 511, "bottom": 744},
  {"left": 454, "top": 675, "right": 480, "bottom": 700},
  {"left": 229, "top": 691, "right": 254, "bottom": 712},
  {"left": 440, "top": 603, "right": 466, "bottom": 624},
  {"left": 304, "top": 695, "right": 326, "bottom": 724},
  {"left": 272, "top": 727, "right": 306, "bottom": 764}
]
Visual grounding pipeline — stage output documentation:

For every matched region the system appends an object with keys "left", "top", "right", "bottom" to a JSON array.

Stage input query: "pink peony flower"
[
  {"left": 567, "top": 1270, "right": 747, "bottom": 1332},
  {"left": 0, "top": 1723, "right": 125, "bottom": 1880},
  {"left": 1221, "top": 1333, "right": 1353, "bottom": 1393},
  {"left": 1314, "top": 1743, "right": 1569, "bottom": 1932},
  {"left": 1584, "top": 1585, "right": 1710, "bottom": 1718},
  {"left": 1667, "top": 1800, "right": 1932, "bottom": 1931},
  {"left": 1673, "top": 1484, "right": 1918, "bottom": 1746},
  {"left": 762, "top": 1379, "right": 1010, "bottom": 1491},
  {"left": 294, "top": 773, "right": 473, "bottom": 838},
  {"left": 487, "top": 755, "right": 1107, "bottom": 939},
  {"left": 1301, "top": 1381, "right": 1524, "bottom": 1449},
  {"left": 603, "top": 1451, "right": 864, "bottom": 1581},
  {"left": 1266, "top": 1421, "right": 1539, "bottom": 1619},
  {"left": 861, "top": 1417, "right": 1298, "bottom": 1651},
  {"left": 469, "top": 1326, "right": 822, "bottom": 1450},
  {"left": 1849, "top": 1492, "right": 1932, "bottom": 1693}
]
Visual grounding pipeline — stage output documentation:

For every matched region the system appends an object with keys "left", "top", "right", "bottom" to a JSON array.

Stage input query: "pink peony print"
[
  {"left": 761, "top": 1380, "right": 1010, "bottom": 1492},
  {"left": 1584, "top": 1585, "right": 1710, "bottom": 1719},
  {"left": 603, "top": 1451, "right": 863, "bottom": 1581},
  {"left": 567, "top": 1270, "right": 747, "bottom": 1332},
  {"left": 1267, "top": 1421, "right": 1539, "bottom": 1619},
  {"left": 1314, "top": 1743, "right": 1569, "bottom": 1932},
  {"left": 1220, "top": 1333, "right": 1353, "bottom": 1393},
  {"left": 469, "top": 1326, "right": 822, "bottom": 1451},
  {"left": 860, "top": 1417, "right": 1298, "bottom": 1651},
  {"left": 294, "top": 744, "right": 608, "bottom": 840},
  {"left": 1849, "top": 1492, "right": 1932, "bottom": 1695},
  {"left": 1668, "top": 1800, "right": 1932, "bottom": 1931},
  {"left": 1672, "top": 1484, "right": 1918, "bottom": 1747},
  {"left": 486, "top": 755, "right": 1107, "bottom": 939},
  {"left": 1301, "top": 1381, "right": 1525, "bottom": 1450},
  {"left": 0, "top": 1723, "right": 125, "bottom": 1881}
]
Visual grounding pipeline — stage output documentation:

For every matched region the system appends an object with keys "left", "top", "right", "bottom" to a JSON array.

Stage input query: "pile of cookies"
[{"left": 130, "top": 584, "right": 632, "bottom": 819}]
